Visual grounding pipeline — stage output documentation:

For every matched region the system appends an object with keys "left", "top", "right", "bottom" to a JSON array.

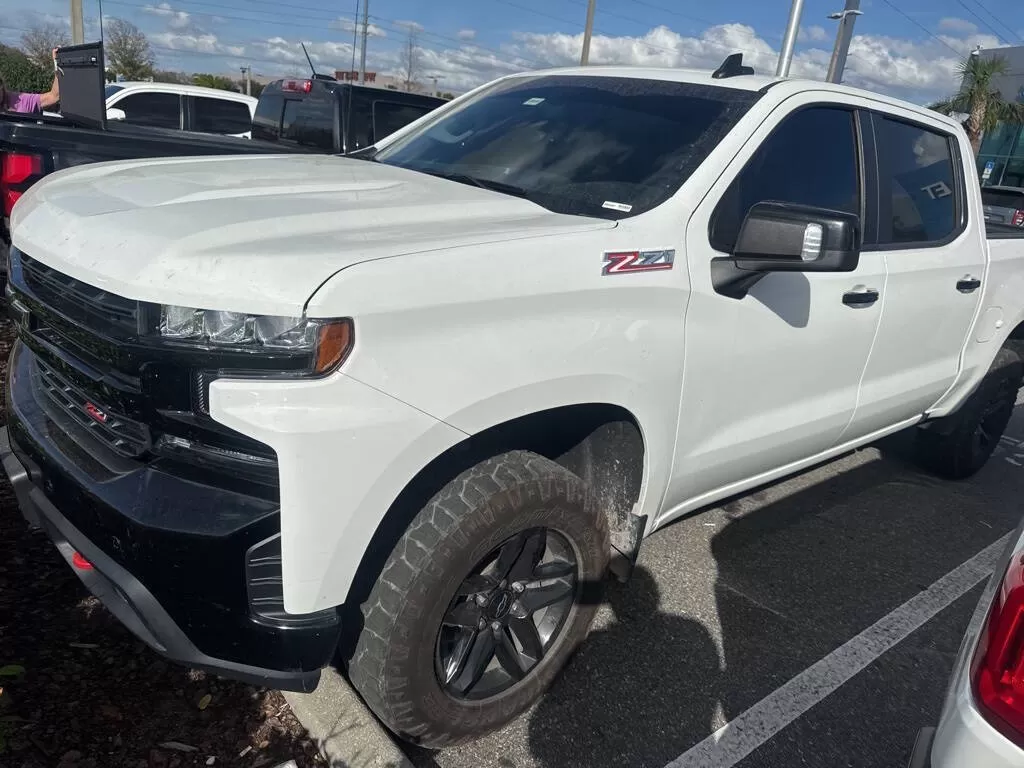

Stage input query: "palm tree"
[{"left": 930, "top": 54, "right": 1024, "bottom": 155}]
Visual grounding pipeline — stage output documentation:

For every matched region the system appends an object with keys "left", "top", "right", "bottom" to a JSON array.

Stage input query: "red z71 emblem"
[
  {"left": 84, "top": 402, "right": 108, "bottom": 424},
  {"left": 602, "top": 249, "right": 675, "bottom": 276}
]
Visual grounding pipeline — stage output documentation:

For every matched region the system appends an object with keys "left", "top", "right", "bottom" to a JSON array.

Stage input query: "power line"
[
  {"left": 953, "top": 0, "right": 1010, "bottom": 44},
  {"left": 963, "top": 0, "right": 1024, "bottom": 43},
  {"left": 876, "top": 0, "right": 965, "bottom": 57},
  {"left": 105, "top": 0, "right": 543, "bottom": 70}
]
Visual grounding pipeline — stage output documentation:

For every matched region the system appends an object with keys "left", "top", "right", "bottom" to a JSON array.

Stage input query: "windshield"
[
  {"left": 375, "top": 75, "right": 759, "bottom": 219},
  {"left": 104, "top": 84, "right": 124, "bottom": 100}
]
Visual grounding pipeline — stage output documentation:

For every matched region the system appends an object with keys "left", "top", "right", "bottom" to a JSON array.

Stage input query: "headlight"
[{"left": 158, "top": 305, "right": 352, "bottom": 374}]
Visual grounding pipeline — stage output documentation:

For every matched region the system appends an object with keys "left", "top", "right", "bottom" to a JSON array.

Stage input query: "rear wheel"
[
  {"left": 346, "top": 450, "right": 609, "bottom": 748},
  {"left": 917, "top": 346, "right": 1023, "bottom": 479}
]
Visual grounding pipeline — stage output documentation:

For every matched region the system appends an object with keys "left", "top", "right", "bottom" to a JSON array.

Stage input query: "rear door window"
[
  {"left": 113, "top": 92, "right": 181, "bottom": 130},
  {"left": 252, "top": 93, "right": 284, "bottom": 141},
  {"left": 281, "top": 96, "right": 337, "bottom": 151},
  {"left": 193, "top": 97, "right": 252, "bottom": 134},
  {"left": 871, "top": 115, "right": 962, "bottom": 247},
  {"left": 372, "top": 101, "right": 431, "bottom": 142}
]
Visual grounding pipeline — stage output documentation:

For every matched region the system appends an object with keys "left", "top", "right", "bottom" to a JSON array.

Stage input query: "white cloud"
[
  {"left": 151, "top": 31, "right": 244, "bottom": 57},
  {"left": 394, "top": 20, "right": 425, "bottom": 33},
  {"left": 248, "top": 37, "right": 354, "bottom": 71},
  {"left": 143, "top": 2, "right": 192, "bottom": 32},
  {"left": 457, "top": 29, "right": 477, "bottom": 41},
  {"left": 799, "top": 25, "right": 829, "bottom": 43},
  {"left": 939, "top": 17, "right": 978, "bottom": 35},
  {"left": 332, "top": 18, "right": 387, "bottom": 38}
]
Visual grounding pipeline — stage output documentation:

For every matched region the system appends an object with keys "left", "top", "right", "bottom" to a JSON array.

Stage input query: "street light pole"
[
  {"left": 825, "top": 0, "right": 862, "bottom": 84},
  {"left": 580, "top": 0, "right": 596, "bottom": 65},
  {"left": 359, "top": 0, "right": 370, "bottom": 84},
  {"left": 776, "top": 0, "right": 806, "bottom": 77}
]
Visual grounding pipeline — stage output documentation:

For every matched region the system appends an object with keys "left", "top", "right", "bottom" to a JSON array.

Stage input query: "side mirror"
[
  {"left": 106, "top": 107, "right": 126, "bottom": 121},
  {"left": 712, "top": 202, "right": 861, "bottom": 299}
]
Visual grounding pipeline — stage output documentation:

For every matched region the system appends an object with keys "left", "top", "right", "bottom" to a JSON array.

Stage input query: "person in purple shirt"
[{"left": 1, "top": 49, "right": 60, "bottom": 114}]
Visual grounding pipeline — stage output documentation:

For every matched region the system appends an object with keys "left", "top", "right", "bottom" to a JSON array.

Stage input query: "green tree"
[
  {"left": 192, "top": 73, "right": 236, "bottom": 91},
  {"left": 930, "top": 54, "right": 1024, "bottom": 155},
  {"left": 153, "top": 69, "right": 190, "bottom": 84},
  {"left": 105, "top": 19, "right": 155, "bottom": 80},
  {"left": 0, "top": 44, "right": 51, "bottom": 93}
]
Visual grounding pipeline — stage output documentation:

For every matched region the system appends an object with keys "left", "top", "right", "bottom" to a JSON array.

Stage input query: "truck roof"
[{"left": 506, "top": 65, "right": 962, "bottom": 131}]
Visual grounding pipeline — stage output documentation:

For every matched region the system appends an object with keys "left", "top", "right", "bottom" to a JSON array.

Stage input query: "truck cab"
[{"left": 251, "top": 77, "right": 446, "bottom": 153}]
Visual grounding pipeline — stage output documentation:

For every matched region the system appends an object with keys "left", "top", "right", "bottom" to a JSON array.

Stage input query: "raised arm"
[{"left": 39, "top": 49, "right": 59, "bottom": 109}]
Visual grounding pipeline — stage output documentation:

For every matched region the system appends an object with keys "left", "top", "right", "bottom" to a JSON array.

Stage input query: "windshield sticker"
[
  {"left": 522, "top": 97, "right": 545, "bottom": 106},
  {"left": 603, "top": 249, "right": 675, "bottom": 276},
  {"left": 602, "top": 201, "right": 633, "bottom": 213}
]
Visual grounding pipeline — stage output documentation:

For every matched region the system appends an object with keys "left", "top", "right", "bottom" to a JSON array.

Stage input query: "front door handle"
[
  {"left": 842, "top": 289, "right": 879, "bottom": 307},
  {"left": 956, "top": 277, "right": 981, "bottom": 293}
]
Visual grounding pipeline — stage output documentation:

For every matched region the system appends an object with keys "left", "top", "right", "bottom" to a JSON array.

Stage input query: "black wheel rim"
[{"left": 434, "top": 527, "right": 578, "bottom": 700}]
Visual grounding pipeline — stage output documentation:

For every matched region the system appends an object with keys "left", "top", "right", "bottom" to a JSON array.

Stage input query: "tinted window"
[
  {"left": 710, "top": 107, "right": 859, "bottom": 253},
  {"left": 281, "top": 96, "right": 336, "bottom": 151},
  {"left": 874, "top": 116, "right": 958, "bottom": 246},
  {"left": 104, "top": 84, "right": 124, "bottom": 99},
  {"left": 114, "top": 92, "right": 181, "bottom": 130},
  {"left": 252, "top": 93, "right": 284, "bottom": 141},
  {"left": 193, "top": 96, "right": 252, "bottom": 134},
  {"left": 376, "top": 75, "right": 758, "bottom": 219},
  {"left": 372, "top": 101, "right": 430, "bottom": 141},
  {"left": 982, "top": 189, "right": 1024, "bottom": 208}
]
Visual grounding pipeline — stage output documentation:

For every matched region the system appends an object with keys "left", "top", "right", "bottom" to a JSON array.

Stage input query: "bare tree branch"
[{"left": 20, "top": 23, "right": 70, "bottom": 70}]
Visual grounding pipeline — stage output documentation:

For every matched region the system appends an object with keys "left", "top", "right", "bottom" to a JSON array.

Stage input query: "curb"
[{"left": 283, "top": 668, "right": 412, "bottom": 768}]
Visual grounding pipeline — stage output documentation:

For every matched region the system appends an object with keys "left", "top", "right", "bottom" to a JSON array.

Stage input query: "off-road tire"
[
  {"left": 917, "top": 346, "right": 1023, "bottom": 480},
  {"left": 346, "top": 450, "right": 609, "bottom": 748}
]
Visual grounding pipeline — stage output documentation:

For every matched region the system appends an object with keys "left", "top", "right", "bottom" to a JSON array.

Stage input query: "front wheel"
[
  {"left": 917, "top": 346, "right": 1023, "bottom": 480},
  {"left": 346, "top": 450, "right": 609, "bottom": 748}
]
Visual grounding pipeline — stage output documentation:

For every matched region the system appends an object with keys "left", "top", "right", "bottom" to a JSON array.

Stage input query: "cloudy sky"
[{"left": 1, "top": 0, "right": 1021, "bottom": 102}]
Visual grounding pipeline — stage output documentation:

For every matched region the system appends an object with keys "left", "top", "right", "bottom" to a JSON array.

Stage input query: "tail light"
[
  {"left": 282, "top": 79, "right": 312, "bottom": 94},
  {"left": 1013, "top": 210, "right": 1024, "bottom": 227},
  {"left": 972, "top": 548, "right": 1024, "bottom": 746},
  {"left": 1, "top": 152, "right": 44, "bottom": 217}
]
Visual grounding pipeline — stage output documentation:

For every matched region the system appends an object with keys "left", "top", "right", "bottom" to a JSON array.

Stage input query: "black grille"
[
  {"left": 21, "top": 254, "right": 141, "bottom": 337},
  {"left": 34, "top": 358, "right": 151, "bottom": 458}
]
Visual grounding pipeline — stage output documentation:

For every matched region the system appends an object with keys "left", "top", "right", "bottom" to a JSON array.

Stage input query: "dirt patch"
[{"left": 0, "top": 319, "right": 327, "bottom": 768}]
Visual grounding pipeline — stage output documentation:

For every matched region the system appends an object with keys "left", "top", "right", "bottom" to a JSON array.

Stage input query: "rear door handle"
[
  {"left": 842, "top": 289, "right": 879, "bottom": 307},
  {"left": 956, "top": 277, "right": 981, "bottom": 293}
]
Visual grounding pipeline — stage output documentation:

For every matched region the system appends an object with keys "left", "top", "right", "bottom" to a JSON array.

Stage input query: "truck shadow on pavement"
[{"left": 515, "top": 427, "right": 1024, "bottom": 768}]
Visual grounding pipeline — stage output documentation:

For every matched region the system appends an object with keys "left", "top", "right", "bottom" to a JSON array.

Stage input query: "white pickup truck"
[{"left": 4, "top": 56, "right": 1024, "bottom": 747}]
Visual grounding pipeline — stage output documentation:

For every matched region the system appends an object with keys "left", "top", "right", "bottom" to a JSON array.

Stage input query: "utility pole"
[
  {"left": 825, "top": 0, "right": 862, "bottom": 84},
  {"left": 240, "top": 66, "right": 251, "bottom": 95},
  {"left": 429, "top": 75, "right": 440, "bottom": 96},
  {"left": 70, "top": 0, "right": 84, "bottom": 45},
  {"left": 359, "top": 0, "right": 370, "bottom": 84},
  {"left": 580, "top": 0, "right": 596, "bottom": 66},
  {"left": 776, "top": 0, "right": 805, "bottom": 77}
]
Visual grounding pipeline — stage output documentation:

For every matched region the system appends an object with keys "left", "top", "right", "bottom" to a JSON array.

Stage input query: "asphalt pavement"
[{"left": 401, "top": 402, "right": 1024, "bottom": 768}]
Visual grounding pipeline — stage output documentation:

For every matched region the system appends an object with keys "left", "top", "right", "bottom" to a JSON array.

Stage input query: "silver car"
[
  {"left": 910, "top": 517, "right": 1024, "bottom": 767},
  {"left": 982, "top": 186, "right": 1024, "bottom": 229}
]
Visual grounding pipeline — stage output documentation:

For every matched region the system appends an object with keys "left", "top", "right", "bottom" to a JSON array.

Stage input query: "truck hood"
[{"left": 11, "top": 154, "right": 613, "bottom": 316}]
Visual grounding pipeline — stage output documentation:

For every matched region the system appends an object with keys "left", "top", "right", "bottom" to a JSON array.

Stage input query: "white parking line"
[{"left": 664, "top": 533, "right": 1012, "bottom": 768}]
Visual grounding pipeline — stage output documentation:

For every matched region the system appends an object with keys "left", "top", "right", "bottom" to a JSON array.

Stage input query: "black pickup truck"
[{"left": 2, "top": 44, "right": 446, "bottom": 287}]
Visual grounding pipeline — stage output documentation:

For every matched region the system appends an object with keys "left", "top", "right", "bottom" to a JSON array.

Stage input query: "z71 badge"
[{"left": 602, "top": 249, "right": 675, "bottom": 276}]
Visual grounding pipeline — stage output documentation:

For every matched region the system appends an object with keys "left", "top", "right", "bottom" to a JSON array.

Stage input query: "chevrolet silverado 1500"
[{"left": 4, "top": 57, "right": 1024, "bottom": 748}]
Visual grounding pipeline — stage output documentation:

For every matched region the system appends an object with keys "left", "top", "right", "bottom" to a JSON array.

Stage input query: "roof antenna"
[
  {"left": 300, "top": 42, "right": 336, "bottom": 80},
  {"left": 712, "top": 53, "right": 755, "bottom": 79}
]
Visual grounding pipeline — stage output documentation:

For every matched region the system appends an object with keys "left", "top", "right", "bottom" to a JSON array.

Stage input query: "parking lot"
[{"left": 399, "top": 401, "right": 1024, "bottom": 768}]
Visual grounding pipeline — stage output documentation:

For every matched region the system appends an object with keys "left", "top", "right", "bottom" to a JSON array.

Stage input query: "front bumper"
[{"left": 1, "top": 343, "right": 342, "bottom": 691}]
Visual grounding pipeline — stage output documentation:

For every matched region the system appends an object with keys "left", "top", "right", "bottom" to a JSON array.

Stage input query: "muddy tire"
[
  {"left": 346, "top": 450, "right": 609, "bottom": 748},
  {"left": 917, "top": 346, "right": 1023, "bottom": 480}
]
